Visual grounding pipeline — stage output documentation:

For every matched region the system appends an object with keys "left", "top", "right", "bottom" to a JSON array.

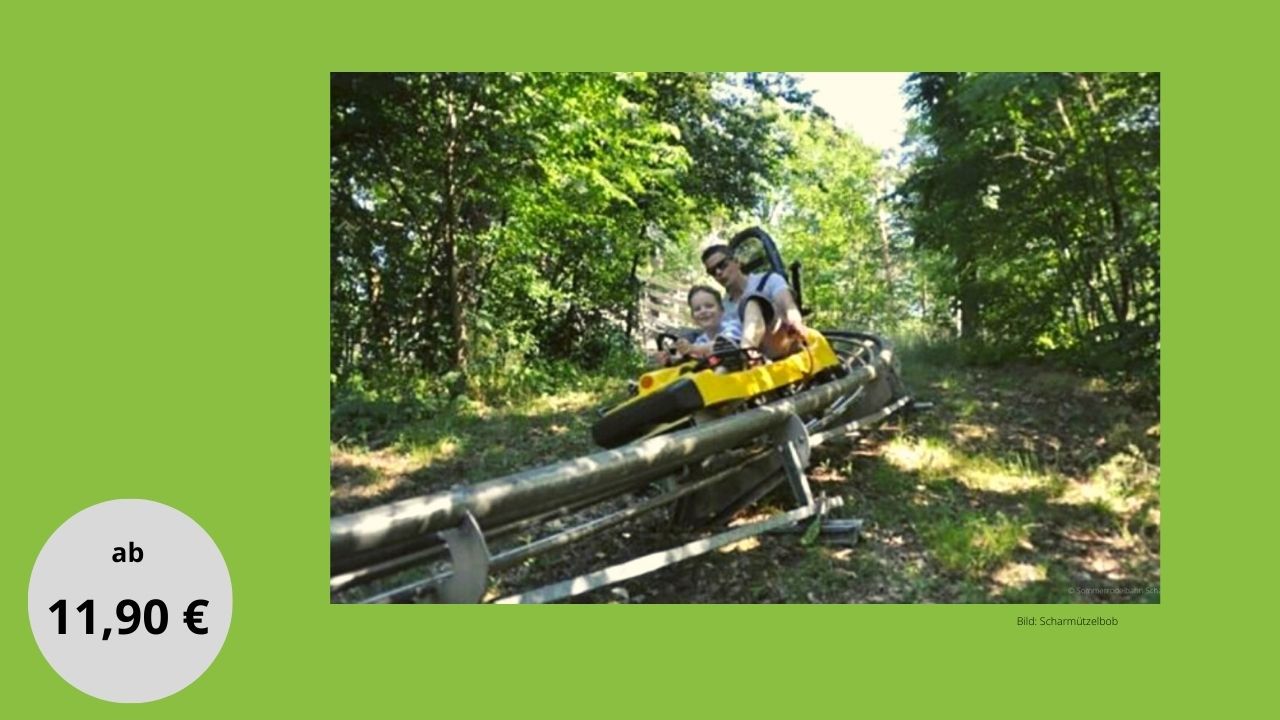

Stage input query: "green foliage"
[
  {"left": 896, "top": 73, "right": 1159, "bottom": 394},
  {"left": 763, "top": 111, "right": 892, "bottom": 329},
  {"left": 330, "top": 376, "right": 443, "bottom": 446},
  {"left": 924, "top": 512, "right": 1028, "bottom": 575},
  {"left": 331, "top": 71, "right": 1158, "bottom": 404},
  {"left": 331, "top": 73, "right": 798, "bottom": 396}
]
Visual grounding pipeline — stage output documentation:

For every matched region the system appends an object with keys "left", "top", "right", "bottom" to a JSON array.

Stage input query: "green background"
[{"left": 1, "top": 1, "right": 1265, "bottom": 714}]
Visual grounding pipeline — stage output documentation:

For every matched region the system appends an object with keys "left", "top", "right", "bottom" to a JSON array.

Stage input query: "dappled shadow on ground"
[
  {"left": 568, "top": 361, "right": 1159, "bottom": 604},
  {"left": 331, "top": 359, "right": 1159, "bottom": 603},
  {"left": 330, "top": 389, "right": 609, "bottom": 516},
  {"left": 814, "top": 445, "right": 1159, "bottom": 603},
  {"left": 912, "top": 362, "right": 1160, "bottom": 478}
]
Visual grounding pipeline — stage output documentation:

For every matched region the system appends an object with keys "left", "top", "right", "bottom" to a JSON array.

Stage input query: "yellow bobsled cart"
[{"left": 592, "top": 226, "right": 854, "bottom": 449}]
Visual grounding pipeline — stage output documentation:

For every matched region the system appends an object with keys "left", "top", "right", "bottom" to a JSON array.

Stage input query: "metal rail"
[
  {"left": 330, "top": 332, "right": 906, "bottom": 602},
  {"left": 494, "top": 496, "right": 845, "bottom": 605},
  {"left": 359, "top": 450, "right": 771, "bottom": 604},
  {"left": 332, "top": 359, "right": 885, "bottom": 567}
]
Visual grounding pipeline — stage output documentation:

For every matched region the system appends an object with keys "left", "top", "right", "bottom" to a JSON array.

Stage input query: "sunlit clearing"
[
  {"left": 884, "top": 438, "right": 956, "bottom": 476},
  {"left": 521, "top": 390, "right": 603, "bottom": 416},
  {"left": 413, "top": 437, "right": 462, "bottom": 465},
  {"left": 1083, "top": 548, "right": 1128, "bottom": 580},
  {"left": 886, "top": 438, "right": 1058, "bottom": 494},
  {"left": 950, "top": 422, "right": 996, "bottom": 443},
  {"left": 332, "top": 447, "right": 421, "bottom": 481},
  {"left": 329, "top": 458, "right": 408, "bottom": 502},
  {"left": 958, "top": 461, "right": 1056, "bottom": 493},
  {"left": 992, "top": 562, "right": 1046, "bottom": 590},
  {"left": 1055, "top": 451, "right": 1157, "bottom": 513}
]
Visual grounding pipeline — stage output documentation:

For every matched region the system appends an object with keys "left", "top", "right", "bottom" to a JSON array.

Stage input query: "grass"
[
  {"left": 330, "top": 373, "right": 630, "bottom": 515},
  {"left": 745, "top": 337, "right": 1159, "bottom": 604},
  {"left": 331, "top": 336, "right": 1160, "bottom": 603},
  {"left": 924, "top": 512, "right": 1028, "bottom": 575}
]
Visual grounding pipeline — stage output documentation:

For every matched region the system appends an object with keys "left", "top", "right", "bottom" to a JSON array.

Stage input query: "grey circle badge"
[{"left": 28, "top": 499, "right": 233, "bottom": 703}]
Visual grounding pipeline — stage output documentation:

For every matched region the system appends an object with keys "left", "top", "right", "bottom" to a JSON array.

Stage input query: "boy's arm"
[{"left": 677, "top": 337, "right": 715, "bottom": 358}]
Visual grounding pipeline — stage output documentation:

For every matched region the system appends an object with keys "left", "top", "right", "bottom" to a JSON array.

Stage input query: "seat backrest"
[{"left": 728, "top": 226, "right": 807, "bottom": 316}]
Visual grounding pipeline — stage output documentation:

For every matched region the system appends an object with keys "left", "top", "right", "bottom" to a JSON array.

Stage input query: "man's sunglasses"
[{"left": 706, "top": 257, "right": 732, "bottom": 276}]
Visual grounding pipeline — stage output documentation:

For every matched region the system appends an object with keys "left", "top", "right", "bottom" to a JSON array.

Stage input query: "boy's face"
[{"left": 689, "top": 291, "right": 723, "bottom": 332}]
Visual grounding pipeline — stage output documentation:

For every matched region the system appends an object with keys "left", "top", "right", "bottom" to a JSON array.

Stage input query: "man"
[{"left": 701, "top": 244, "right": 807, "bottom": 359}]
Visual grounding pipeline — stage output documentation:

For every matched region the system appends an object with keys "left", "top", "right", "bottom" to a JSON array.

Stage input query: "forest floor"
[{"left": 331, "top": 346, "right": 1160, "bottom": 604}]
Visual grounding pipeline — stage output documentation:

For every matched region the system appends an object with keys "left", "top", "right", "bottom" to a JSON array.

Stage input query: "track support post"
[
  {"left": 771, "top": 415, "right": 814, "bottom": 508},
  {"left": 437, "top": 512, "right": 491, "bottom": 603}
]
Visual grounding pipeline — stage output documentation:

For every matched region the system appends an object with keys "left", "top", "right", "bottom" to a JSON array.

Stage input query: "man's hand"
[{"left": 780, "top": 319, "right": 808, "bottom": 342}]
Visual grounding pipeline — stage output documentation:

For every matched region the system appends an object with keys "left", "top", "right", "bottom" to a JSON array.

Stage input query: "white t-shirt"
[
  {"left": 724, "top": 272, "right": 790, "bottom": 323},
  {"left": 693, "top": 315, "right": 743, "bottom": 346}
]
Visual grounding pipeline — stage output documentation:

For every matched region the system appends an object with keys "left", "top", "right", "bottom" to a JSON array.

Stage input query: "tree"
[
  {"left": 897, "top": 72, "right": 1159, "bottom": 388},
  {"left": 330, "top": 73, "right": 799, "bottom": 398}
]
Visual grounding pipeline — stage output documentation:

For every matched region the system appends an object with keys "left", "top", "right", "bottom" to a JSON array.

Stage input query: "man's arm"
[
  {"left": 762, "top": 272, "right": 805, "bottom": 334},
  {"left": 774, "top": 287, "right": 805, "bottom": 330}
]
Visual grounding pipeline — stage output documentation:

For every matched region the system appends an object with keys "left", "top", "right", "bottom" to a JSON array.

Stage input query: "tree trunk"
[
  {"left": 958, "top": 257, "right": 980, "bottom": 339},
  {"left": 1079, "top": 73, "right": 1132, "bottom": 323},
  {"left": 625, "top": 253, "right": 640, "bottom": 341},
  {"left": 875, "top": 177, "right": 895, "bottom": 319},
  {"left": 442, "top": 86, "right": 469, "bottom": 393}
]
